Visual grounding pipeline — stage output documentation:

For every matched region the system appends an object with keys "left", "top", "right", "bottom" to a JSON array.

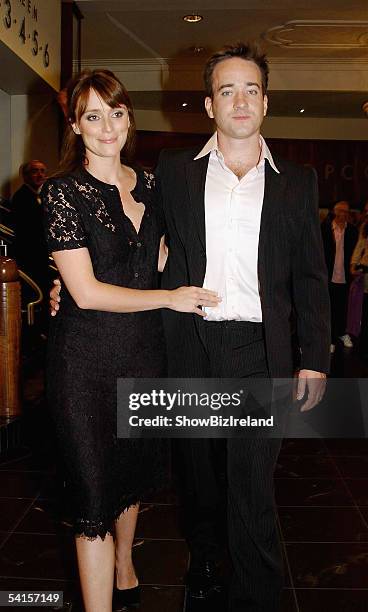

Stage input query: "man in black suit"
[
  {"left": 12, "top": 160, "right": 49, "bottom": 286},
  {"left": 12, "top": 160, "right": 50, "bottom": 333},
  {"left": 157, "top": 43, "right": 330, "bottom": 612}
]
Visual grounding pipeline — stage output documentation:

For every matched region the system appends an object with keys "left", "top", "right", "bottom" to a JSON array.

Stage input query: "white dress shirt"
[{"left": 194, "top": 133, "right": 279, "bottom": 322}]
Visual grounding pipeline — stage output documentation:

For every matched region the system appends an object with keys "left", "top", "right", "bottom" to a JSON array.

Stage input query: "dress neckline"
[{"left": 79, "top": 165, "right": 139, "bottom": 197}]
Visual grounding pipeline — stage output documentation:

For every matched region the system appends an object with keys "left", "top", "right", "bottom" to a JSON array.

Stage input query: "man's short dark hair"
[
  {"left": 21, "top": 160, "right": 45, "bottom": 180},
  {"left": 204, "top": 42, "right": 269, "bottom": 98}
]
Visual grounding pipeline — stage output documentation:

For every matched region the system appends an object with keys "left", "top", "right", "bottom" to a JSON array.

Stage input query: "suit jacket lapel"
[
  {"left": 258, "top": 158, "right": 287, "bottom": 286},
  {"left": 185, "top": 154, "right": 210, "bottom": 251}
]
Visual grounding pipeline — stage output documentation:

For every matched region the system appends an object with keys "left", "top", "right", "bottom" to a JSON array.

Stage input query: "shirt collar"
[{"left": 194, "top": 132, "right": 280, "bottom": 174}]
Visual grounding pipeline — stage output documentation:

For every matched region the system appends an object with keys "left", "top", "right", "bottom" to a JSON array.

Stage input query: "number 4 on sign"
[{"left": 19, "top": 17, "right": 26, "bottom": 43}]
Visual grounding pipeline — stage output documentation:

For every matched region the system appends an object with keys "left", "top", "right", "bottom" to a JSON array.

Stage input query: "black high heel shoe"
[{"left": 112, "top": 584, "right": 140, "bottom": 611}]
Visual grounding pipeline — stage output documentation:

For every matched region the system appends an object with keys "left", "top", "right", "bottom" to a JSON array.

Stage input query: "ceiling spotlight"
[
  {"left": 299, "top": 108, "right": 305, "bottom": 113},
  {"left": 191, "top": 46, "right": 205, "bottom": 54},
  {"left": 183, "top": 14, "right": 203, "bottom": 23},
  {"left": 182, "top": 102, "right": 188, "bottom": 107}
]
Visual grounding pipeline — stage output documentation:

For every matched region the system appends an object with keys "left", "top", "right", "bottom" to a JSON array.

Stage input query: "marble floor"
[{"left": 0, "top": 339, "right": 367, "bottom": 611}]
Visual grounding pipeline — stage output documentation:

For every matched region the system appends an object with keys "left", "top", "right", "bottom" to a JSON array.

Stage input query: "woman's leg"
[
  {"left": 115, "top": 504, "right": 140, "bottom": 589},
  {"left": 76, "top": 534, "right": 115, "bottom": 612}
]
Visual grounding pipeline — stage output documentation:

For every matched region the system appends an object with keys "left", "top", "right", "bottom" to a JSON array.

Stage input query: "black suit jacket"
[
  {"left": 12, "top": 183, "right": 49, "bottom": 281},
  {"left": 156, "top": 146, "right": 330, "bottom": 378},
  {"left": 321, "top": 220, "right": 358, "bottom": 282}
]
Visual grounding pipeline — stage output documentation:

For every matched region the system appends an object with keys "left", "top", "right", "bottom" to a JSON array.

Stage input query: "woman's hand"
[
  {"left": 50, "top": 279, "right": 61, "bottom": 316},
  {"left": 168, "top": 286, "right": 221, "bottom": 316}
]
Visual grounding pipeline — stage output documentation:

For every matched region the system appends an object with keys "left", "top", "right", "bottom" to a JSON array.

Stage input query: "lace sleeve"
[{"left": 42, "top": 178, "right": 88, "bottom": 253}]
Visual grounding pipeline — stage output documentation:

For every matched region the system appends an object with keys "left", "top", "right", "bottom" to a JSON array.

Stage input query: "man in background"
[
  {"left": 321, "top": 200, "right": 358, "bottom": 353},
  {"left": 12, "top": 160, "right": 49, "bottom": 333}
]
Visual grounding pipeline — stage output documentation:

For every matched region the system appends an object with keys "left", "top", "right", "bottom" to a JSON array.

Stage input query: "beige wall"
[
  {"left": 0, "top": 88, "right": 11, "bottom": 198},
  {"left": 0, "top": 0, "right": 61, "bottom": 91},
  {"left": 10, "top": 94, "right": 59, "bottom": 194},
  {"left": 0, "top": 91, "right": 59, "bottom": 198}
]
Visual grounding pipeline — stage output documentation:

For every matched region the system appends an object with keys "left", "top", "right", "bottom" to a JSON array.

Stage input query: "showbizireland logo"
[
  {"left": 117, "top": 377, "right": 368, "bottom": 439},
  {"left": 129, "top": 413, "right": 274, "bottom": 428},
  {"left": 117, "top": 379, "right": 282, "bottom": 438}
]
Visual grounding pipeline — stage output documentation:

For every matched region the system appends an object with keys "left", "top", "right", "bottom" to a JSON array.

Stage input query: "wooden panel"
[
  {"left": 0, "top": 260, "right": 21, "bottom": 417},
  {"left": 135, "top": 131, "right": 368, "bottom": 208}
]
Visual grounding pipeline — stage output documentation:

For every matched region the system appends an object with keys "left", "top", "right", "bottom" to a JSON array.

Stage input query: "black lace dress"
[{"left": 42, "top": 167, "right": 167, "bottom": 539}]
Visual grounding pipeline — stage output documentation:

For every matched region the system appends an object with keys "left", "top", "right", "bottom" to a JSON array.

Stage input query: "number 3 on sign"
[{"left": 4, "top": 0, "right": 12, "bottom": 29}]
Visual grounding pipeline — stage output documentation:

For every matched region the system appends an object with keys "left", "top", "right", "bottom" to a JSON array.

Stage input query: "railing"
[
  {"left": 0, "top": 223, "right": 14, "bottom": 238},
  {"left": 0, "top": 224, "right": 59, "bottom": 325},
  {"left": 18, "top": 270, "right": 43, "bottom": 326}
]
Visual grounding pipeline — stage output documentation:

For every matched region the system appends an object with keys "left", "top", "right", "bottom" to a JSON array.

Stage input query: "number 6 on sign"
[{"left": 43, "top": 43, "right": 49, "bottom": 67}]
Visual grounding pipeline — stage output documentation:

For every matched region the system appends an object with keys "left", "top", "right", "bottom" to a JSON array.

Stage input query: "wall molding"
[{"left": 263, "top": 20, "right": 368, "bottom": 49}]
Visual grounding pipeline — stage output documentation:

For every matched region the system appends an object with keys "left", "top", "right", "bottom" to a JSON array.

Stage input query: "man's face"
[
  {"left": 25, "top": 162, "right": 47, "bottom": 190},
  {"left": 205, "top": 57, "right": 268, "bottom": 142},
  {"left": 334, "top": 202, "right": 349, "bottom": 223}
]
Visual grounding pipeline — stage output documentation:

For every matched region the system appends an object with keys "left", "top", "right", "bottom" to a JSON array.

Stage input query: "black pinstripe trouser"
[{"left": 185, "top": 321, "right": 284, "bottom": 612}]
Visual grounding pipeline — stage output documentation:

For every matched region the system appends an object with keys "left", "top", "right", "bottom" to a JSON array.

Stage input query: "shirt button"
[
  {"left": 137, "top": 242, "right": 142, "bottom": 247},
  {"left": 134, "top": 272, "right": 139, "bottom": 278}
]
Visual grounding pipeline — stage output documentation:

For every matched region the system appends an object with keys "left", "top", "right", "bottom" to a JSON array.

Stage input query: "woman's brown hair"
[{"left": 56, "top": 69, "right": 136, "bottom": 176}]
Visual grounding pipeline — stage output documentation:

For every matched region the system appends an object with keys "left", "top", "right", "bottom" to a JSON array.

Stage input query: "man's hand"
[
  {"left": 50, "top": 279, "right": 61, "bottom": 316},
  {"left": 296, "top": 369, "right": 327, "bottom": 412}
]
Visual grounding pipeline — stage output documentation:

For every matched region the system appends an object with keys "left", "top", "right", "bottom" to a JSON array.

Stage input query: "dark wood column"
[{"left": 61, "top": 1, "right": 83, "bottom": 89}]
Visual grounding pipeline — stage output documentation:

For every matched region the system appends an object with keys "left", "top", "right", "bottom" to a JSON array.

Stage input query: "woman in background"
[
  {"left": 42, "top": 69, "right": 219, "bottom": 612},
  {"left": 351, "top": 213, "right": 368, "bottom": 361}
]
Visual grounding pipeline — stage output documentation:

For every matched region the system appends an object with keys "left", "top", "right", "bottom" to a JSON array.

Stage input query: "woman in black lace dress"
[{"left": 42, "top": 70, "right": 220, "bottom": 612}]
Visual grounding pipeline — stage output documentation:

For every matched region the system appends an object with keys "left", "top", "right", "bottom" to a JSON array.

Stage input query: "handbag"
[{"left": 346, "top": 274, "right": 364, "bottom": 337}]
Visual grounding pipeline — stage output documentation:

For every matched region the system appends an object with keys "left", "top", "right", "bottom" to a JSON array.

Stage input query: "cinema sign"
[{"left": 0, "top": 0, "right": 61, "bottom": 90}]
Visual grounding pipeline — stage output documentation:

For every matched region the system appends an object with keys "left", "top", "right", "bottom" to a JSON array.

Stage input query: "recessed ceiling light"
[
  {"left": 191, "top": 46, "right": 205, "bottom": 54},
  {"left": 300, "top": 108, "right": 305, "bottom": 113},
  {"left": 182, "top": 103, "right": 188, "bottom": 107},
  {"left": 183, "top": 14, "right": 203, "bottom": 23}
]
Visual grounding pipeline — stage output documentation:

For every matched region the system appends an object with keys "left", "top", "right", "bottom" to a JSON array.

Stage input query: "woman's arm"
[
  {"left": 52, "top": 247, "right": 220, "bottom": 316},
  {"left": 350, "top": 237, "right": 366, "bottom": 275}
]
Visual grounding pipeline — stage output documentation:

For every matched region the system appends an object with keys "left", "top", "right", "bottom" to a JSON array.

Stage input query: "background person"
[
  {"left": 351, "top": 217, "right": 368, "bottom": 362},
  {"left": 321, "top": 200, "right": 358, "bottom": 352},
  {"left": 12, "top": 160, "right": 50, "bottom": 330}
]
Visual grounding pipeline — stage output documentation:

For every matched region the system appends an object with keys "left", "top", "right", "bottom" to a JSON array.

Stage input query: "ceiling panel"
[{"left": 75, "top": 1, "right": 368, "bottom": 121}]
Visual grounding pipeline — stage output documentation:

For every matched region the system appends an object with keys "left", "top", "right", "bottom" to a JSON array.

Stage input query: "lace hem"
[
  {"left": 73, "top": 483, "right": 165, "bottom": 540},
  {"left": 74, "top": 494, "right": 141, "bottom": 540}
]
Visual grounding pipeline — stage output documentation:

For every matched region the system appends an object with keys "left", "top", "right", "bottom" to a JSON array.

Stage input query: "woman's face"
[{"left": 72, "top": 88, "right": 130, "bottom": 161}]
